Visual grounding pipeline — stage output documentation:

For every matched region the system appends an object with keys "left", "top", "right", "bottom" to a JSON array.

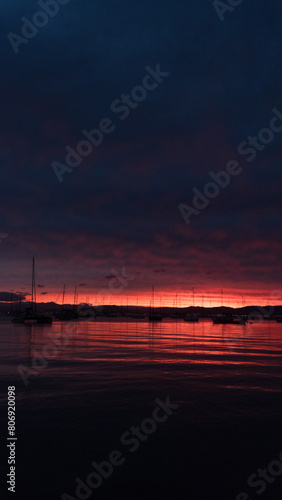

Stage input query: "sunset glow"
[{"left": 6, "top": 288, "right": 281, "bottom": 309}]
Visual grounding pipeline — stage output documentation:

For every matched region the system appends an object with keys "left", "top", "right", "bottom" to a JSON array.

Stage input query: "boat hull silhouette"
[
  {"left": 13, "top": 314, "right": 52, "bottom": 324},
  {"left": 184, "top": 315, "right": 199, "bottom": 322},
  {"left": 212, "top": 316, "right": 246, "bottom": 325}
]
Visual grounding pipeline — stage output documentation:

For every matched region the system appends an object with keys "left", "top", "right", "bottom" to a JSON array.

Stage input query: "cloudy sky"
[{"left": 1, "top": 0, "right": 282, "bottom": 306}]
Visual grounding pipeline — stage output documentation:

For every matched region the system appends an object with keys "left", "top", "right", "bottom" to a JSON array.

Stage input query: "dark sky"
[{"left": 1, "top": 0, "right": 282, "bottom": 306}]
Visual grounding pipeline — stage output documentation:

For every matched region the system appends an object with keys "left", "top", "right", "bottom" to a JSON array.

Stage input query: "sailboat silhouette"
[
  {"left": 148, "top": 285, "right": 162, "bottom": 322},
  {"left": 12, "top": 258, "right": 52, "bottom": 324}
]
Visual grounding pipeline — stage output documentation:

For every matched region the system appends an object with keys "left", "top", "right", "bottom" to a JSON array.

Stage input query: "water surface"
[{"left": 1, "top": 319, "right": 282, "bottom": 500}]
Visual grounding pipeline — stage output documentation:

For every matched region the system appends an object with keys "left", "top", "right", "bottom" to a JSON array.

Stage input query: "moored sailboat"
[
  {"left": 184, "top": 314, "right": 199, "bottom": 322},
  {"left": 54, "top": 284, "right": 79, "bottom": 320},
  {"left": 148, "top": 285, "right": 163, "bottom": 321},
  {"left": 12, "top": 258, "right": 52, "bottom": 324},
  {"left": 212, "top": 315, "right": 246, "bottom": 325}
]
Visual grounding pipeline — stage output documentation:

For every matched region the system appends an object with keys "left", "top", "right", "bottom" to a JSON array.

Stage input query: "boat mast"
[
  {"left": 32, "top": 257, "right": 37, "bottom": 312},
  {"left": 62, "top": 284, "right": 65, "bottom": 311},
  {"left": 18, "top": 292, "right": 22, "bottom": 313},
  {"left": 9, "top": 290, "right": 14, "bottom": 315}
]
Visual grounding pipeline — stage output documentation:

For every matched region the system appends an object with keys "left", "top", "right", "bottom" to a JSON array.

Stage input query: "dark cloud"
[
  {"left": 0, "top": 0, "right": 282, "bottom": 301},
  {"left": 0, "top": 292, "right": 26, "bottom": 302}
]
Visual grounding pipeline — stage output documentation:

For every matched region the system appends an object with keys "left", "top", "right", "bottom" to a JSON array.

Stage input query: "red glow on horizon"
[{"left": 21, "top": 288, "right": 282, "bottom": 309}]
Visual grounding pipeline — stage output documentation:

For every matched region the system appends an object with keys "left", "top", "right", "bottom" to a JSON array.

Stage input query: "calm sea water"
[{"left": 1, "top": 319, "right": 282, "bottom": 500}]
